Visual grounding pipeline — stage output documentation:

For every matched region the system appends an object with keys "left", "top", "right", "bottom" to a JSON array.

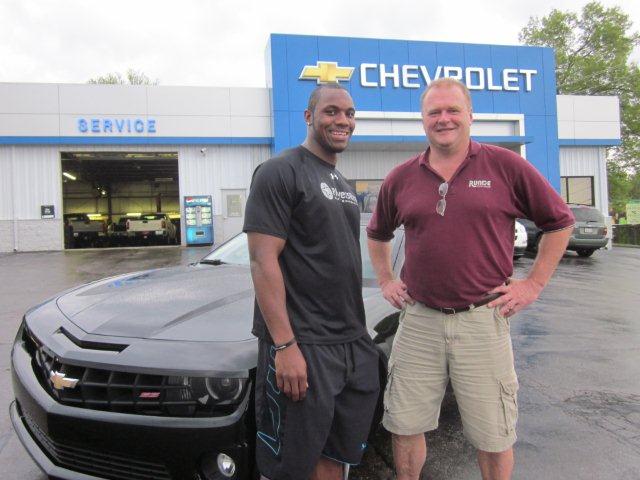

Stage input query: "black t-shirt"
[{"left": 243, "top": 146, "right": 367, "bottom": 345}]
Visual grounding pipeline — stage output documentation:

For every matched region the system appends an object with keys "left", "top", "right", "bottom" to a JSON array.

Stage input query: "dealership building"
[{"left": 0, "top": 34, "right": 621, "bottom": 252}]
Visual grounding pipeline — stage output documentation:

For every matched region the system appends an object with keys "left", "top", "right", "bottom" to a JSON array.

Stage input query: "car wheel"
[{"left": 576, "top": 249, "right": 595, "bottom": 257}]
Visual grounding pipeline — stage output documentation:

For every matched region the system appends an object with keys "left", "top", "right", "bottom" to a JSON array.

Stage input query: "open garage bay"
[{"left": 61, "top": 152, "right": 180, "bottom": 249}]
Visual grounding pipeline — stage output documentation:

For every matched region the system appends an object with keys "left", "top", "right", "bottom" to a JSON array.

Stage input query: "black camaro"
[{"left": 10, "top": 222, "right": 404, "bottom": 480}]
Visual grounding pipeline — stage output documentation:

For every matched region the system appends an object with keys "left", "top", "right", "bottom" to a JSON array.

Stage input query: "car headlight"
[
  {"left": 164, "top": 376, "right": 248, "bottom": 417},
  {"left": 205, "top": 377, "right": 244, "bottom": 403}
]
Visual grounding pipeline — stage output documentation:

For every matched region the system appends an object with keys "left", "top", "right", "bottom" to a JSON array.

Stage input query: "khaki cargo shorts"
[{"left": 382, "top": 302, "right": 518, "bottom": 453}]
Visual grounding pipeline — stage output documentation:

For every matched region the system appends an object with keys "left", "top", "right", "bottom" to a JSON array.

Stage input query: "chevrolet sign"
[
  {"left": 299, "top": 61, "right": 354, "bottom": 84},
  {"left": 300, "top": 61, "right": 537, "bottom": 92}
]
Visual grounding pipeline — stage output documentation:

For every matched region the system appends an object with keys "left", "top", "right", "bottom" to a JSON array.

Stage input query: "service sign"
[{"left": 77, "top": 118, "right": 157, "bottom": 135}]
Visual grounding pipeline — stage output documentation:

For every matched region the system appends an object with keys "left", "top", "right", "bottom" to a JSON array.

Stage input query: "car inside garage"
[{"left": 61, "top": 152, "right": 180, "bottom": 249}]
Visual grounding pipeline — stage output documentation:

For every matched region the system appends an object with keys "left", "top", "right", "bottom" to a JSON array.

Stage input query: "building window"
[
  {"left": 560, "top": 176, "right": 594, "bottom": 206},
  {"left": 348, "top": 180, "right": 383, "bottom": 213}
]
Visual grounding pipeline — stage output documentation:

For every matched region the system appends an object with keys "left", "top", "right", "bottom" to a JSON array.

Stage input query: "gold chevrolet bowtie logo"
[
  {"left": 49, "top": 370, "right": 79, "bottom": 390},
  {"left": 299, "top": 62, "right": 354, "bottom": 84}
]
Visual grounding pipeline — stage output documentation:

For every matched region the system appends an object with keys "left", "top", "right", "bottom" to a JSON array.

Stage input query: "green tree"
[
  {"left": 88, "top": 69, "right": 158, "bottom": 85},
  {"left": 607, "top": 163, "right": 632, "bottom": 214},
  {"left": 520, "top": 2, "right": 640, "bottom": 215}
]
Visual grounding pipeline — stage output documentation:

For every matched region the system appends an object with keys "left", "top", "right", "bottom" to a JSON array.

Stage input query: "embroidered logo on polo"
[
  {"left": 469, "top": 180, "right": 492, "bottom": 188},
  {"left": 320, "top": 182, "right": 358, "bottom": 206}
]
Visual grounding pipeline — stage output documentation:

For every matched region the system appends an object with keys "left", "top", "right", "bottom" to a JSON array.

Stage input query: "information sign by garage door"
[
  {"left": 222, "top": 189, "right": 246, "bottom": 242},
  {"left": 41, "top": 205, "right": 55, "bottom": 219}
]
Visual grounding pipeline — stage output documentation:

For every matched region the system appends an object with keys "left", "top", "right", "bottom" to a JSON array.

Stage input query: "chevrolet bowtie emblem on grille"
[
  {"left": 299, "top": 61, "right": 354, "bottom": 84},
  {"left": 49, "top": 370, "right": 79, "bottom": 390}
]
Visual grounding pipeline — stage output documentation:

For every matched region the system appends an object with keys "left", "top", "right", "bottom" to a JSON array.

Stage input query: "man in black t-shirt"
[{"left": 244, "top": 85, "right": 380, "bottom": 480}]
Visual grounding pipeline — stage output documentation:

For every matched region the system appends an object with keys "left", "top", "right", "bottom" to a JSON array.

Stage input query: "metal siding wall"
[
  {"left": 0, "top": 147, "right": 13, "bottom": 219},
  {"left": 338, "top": 149, "right": 420, "bottom": 180},
  {"left": 8, "top": 146, "right": 61, "bottom": 219},
  {"left": 178, "top": 145, "right": 270, "bottom": 214},
  {"left": 597, "top": 148, "right": 609, "bottom": 215},
  {"left": 559, "top": 146, "right": 608, "bottom": 213}
]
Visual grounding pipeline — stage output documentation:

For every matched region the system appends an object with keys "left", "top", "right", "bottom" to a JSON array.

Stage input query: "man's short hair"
[
  {"left": 420, "top": 78, "right": 472, "bottom": 109},
  {"left": 307, "top": 84, "right": 349, "bottom": 113}
]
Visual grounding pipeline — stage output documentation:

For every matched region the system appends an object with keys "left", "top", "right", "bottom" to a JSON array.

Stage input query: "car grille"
[
  {"left": 24, "top": 327, "right": 202, "bottom": 417},
  {"left": 22, "top": 410, "right": 171, "bottom": 479}
]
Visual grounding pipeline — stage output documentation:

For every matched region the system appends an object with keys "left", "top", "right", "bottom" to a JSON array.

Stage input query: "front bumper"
[{"left": 11, "top": 339, "right": 253, "bottom": 480}]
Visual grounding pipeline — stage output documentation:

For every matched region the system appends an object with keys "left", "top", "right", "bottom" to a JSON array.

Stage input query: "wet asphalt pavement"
[{"left": 1, "top": 246, "right": 639, "bottom": 479}]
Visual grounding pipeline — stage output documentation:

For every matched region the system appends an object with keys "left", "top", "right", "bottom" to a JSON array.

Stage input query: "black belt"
[{"left": 428, "top": 292, "right": 503, "bottom": 315}]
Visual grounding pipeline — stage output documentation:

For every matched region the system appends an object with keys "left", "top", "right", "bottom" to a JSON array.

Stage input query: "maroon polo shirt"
[{"left": 367, "top": 141, "right": 574, "bottom": 309}]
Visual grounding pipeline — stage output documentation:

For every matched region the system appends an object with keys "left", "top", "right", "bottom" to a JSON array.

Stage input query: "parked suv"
[{"left": 519, "top": 205, "right": 608, "bottom": 257}]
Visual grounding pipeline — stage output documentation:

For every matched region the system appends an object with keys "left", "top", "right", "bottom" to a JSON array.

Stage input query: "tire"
[{"left": 576, "top": 249, "right": 595, "bottom": 257}]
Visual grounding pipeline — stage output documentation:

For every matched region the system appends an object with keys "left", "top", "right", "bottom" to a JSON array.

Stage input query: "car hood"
[
  {"left": 55, "top": 264, "right": 384, "bottom": 343},
  {"left": 56, "top": 264, "right": 257, "bottom": 342}
]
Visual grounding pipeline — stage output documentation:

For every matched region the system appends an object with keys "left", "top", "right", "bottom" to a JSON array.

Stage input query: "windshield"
[{"left": 201, "top": 227, "right": 378, "bottom": 280}]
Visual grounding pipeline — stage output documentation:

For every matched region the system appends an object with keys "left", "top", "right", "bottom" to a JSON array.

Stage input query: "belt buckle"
[{"left": 441, "top": 307, "right": 457, "bottom": 315}]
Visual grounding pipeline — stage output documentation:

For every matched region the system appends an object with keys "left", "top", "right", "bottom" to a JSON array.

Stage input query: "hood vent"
[{"left": 59, "top": 327, "right": 128, "bottom": 352}]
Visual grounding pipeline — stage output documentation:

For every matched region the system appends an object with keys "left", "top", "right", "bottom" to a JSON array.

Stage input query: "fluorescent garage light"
[
  {"left": 62, "top": 172, "right": 77, "bottom": 180},
  {"left": 126, "top": 212, "right": 142, "bottom": 217},
  {"left": 86, "top": 213, "right": 102, "bottom": 219}
]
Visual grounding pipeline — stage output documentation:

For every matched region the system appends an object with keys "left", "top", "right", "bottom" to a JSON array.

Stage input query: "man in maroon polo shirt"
[{"left": 367, "top": 78, "right": 574, "bottom": 480}]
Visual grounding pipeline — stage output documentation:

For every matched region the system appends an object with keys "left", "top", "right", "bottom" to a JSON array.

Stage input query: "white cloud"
[{"left": 0, "top": 0, "right": 637, "bottom": 86}]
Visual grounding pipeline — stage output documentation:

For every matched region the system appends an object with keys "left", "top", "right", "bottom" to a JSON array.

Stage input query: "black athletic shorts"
[{"left": 255, "top": 335, "right": 381, "bottom": 480}]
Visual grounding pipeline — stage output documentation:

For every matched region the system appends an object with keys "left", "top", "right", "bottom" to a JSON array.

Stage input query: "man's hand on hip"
[
  {"left": 275, "top": 344, "right": 308, "bottom": 402},
  {"left": 381, "top": 279, "right": 415, "bottom": 310},
  {"left": 487, "top": 278, "right": 543, "bottom": 317}
]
